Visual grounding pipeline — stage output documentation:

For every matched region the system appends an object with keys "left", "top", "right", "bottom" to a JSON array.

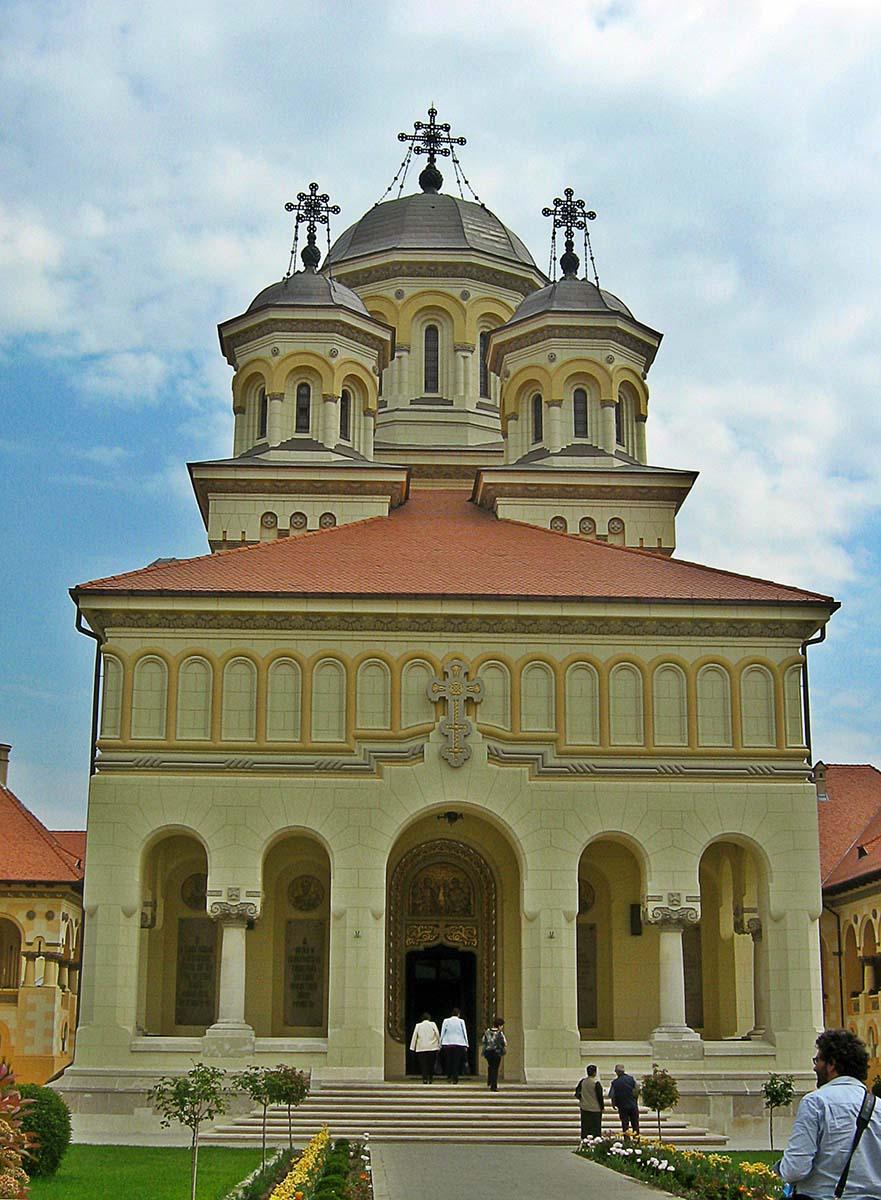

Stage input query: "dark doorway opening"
[{"left": 405, "top": 945, "right": 477, "bottom": 1076}]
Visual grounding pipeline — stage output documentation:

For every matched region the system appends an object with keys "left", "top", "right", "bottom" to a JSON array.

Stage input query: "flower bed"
[
  {"left": 266, "top": 1127, "right": 330, "bottom": 1200},
  {"left": 312, "top": 1136, "right": 373, "bottom": 1200},
  {"left": 577, "top": 1136, "right": 781, "bottom": 1200},
  {"left": 222, "top": 1147, "right": 295, "bottom": 1200}
]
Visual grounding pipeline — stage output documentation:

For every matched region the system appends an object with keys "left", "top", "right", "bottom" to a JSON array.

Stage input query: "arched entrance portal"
[{"left": 385, "top": 817, "right": 521, "bottom": 1080}]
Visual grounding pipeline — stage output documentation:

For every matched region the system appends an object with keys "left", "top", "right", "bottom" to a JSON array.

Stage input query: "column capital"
[
  {"left": 454, "top": 343, "right": 475, "bottom": 354},
  {"left": 643, "top": 894, "right": 700, "bottom": 928},
  {"left": 209, "top": 902, "right": 258, "bottom": 924},
  {"left": 266, "top": 391, "right": 284, "bottom": 402},
  {"left": 600, "top": 395, "right": 616, "bottom": 407}
]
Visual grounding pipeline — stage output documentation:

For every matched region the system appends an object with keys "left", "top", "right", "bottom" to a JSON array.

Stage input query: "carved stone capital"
[
  {"left": 643, "top": 893, "right": 700, "bottom": 928},
  {"left": 209, "top": 902, "right": 258, "bottom": 922},
  {"left": 734, "top": 905, "right": 762, "bottom": 940}
]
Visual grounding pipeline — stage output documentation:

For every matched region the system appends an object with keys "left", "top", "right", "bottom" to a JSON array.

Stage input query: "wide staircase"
[{"left": 204, "top": 1081, "right": 727, "bottom": 1147}]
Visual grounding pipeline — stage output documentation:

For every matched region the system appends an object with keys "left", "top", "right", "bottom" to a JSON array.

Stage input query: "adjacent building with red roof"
[{"left": 0, "top": 744, "right": 84, "bottom": 1083}]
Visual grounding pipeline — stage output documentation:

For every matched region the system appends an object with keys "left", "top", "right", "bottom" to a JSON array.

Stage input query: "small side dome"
[
  {"left": 247, "top": 272, "right": 369, "bottom": 316},
  {"left": 510, "top": 277, "right": 634, "bottom": 323}
]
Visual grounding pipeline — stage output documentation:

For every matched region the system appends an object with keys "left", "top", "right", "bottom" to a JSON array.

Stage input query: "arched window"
[
  {"left": 653, "top": 665, "right": 688, "bottom": 746},
  {"left": 176, "top": 657, "right": 212, "bottom": 740},
  {"left": 573, "top": 387, "right": 589, "bottom": 439},
  {"left": 565, "top": 663, "right": 599, "bottom": 744},
  {"left": 614, "top": 398, "right": 624, "bottom": 445},
  {"left": 0, "top": 919, "right": 21, "bottom": 989},
  {"left": 100, "top": 654, "right": 123, "bottom": 738},
  {"left": 609, "top": 664, "right": 644, "bottom": 745},
  {"left": 424, "top": 325, "right": 439, "bottom": 393},
  {"left": 131, "top": 657, "right": 167, "bottom": 739},
  {"left": 696, "top": 666, "right": 733, "bottom": 746},
  {"left": 520, "top": 662, "right": 555, "bottom": 732},
  {"left": 741, "top": 665, "right": 776, "bottom": 747},
  {"left": 784, "top": 665, "right": 804, "bottom": 747},
  {"left": 267, "top": 659, "right": 301, "bottom": 741},
  {"left": 257, "top": 387, "right": 268, "bottom": 440},
  {"left": 311, "top": 659, "right": 346, "bottom": 742},
  {"left": 221, "top": 658, "right": 257, "bottom": 741},
  {"left": 401, "top": 660, "right": 435, "bottom": 727},
  {"left": 339, "top": 389, "right": 351, "bottom": 442},
  {"left": 479, "top": 661, "right": 511, "bottom": 730},
  {"left": 356, "top": 660, "right": 391, "bottom": 729},
  {"left": 532, "top": 393, "right": 543, "bottom": 443},
  {"left": 295, "top": 382, "right": 311, "bottom": 433},
  {"left": 479, "top": 331, "right": 491, "bottom": 399}
]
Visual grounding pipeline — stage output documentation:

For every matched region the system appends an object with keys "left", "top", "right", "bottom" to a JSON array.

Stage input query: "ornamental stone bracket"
[
  {"left": 427, "top": 658, "right": 484, "bottom": 767},
  {"left": 643, "top": 892, "right": 701, "bottom": 927},
  {"left": 734, "top": 904, "right": 763, "bottom": 941},
  {"left": 207, "top": 885, "right": 262, "bottom": 922}
]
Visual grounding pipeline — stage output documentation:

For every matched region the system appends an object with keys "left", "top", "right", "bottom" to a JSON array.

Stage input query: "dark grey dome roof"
[
  {"left": 510, "top": 276, "right": 634, "bottom": 322},
  {"left": 248, "top": 271, "right": 369, "bottom": 315},
  {"left": 326, "top": 192, "right": 537, "bottom": 270}
]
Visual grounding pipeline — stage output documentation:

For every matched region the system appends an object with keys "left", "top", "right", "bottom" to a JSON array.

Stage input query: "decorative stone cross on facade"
[{"left": 426, "top": 658, "right": 483, "bottom": 768}]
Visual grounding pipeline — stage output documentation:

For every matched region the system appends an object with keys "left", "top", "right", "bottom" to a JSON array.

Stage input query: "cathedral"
[{"left": 60, "top": 111, "right": 837, "bottom": 1139}]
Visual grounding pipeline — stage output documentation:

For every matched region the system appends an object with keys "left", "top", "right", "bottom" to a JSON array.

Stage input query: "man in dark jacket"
[{"left": 609, "top": 1063, "right": 640, "bottom": 1134}]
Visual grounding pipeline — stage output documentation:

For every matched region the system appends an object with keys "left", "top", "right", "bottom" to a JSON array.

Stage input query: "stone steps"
[{"left": 204, "top": 1083, "right": 727, "bottom": 1147}]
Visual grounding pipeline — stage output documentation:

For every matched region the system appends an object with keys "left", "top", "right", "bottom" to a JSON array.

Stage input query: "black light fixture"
[{"left": 437, "top": 811, "right": 464, "bottom": 826}]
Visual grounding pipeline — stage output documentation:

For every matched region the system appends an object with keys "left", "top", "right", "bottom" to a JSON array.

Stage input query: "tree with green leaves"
[
  {"left": 762, "top": 1072, "right": 795, "bottom": 1150},
  {"left": 150, "top": 1062, "right": 228, "bottom": 1200},
  {"left": 641, "top": 1064, "right": 680, "bottom": 1141},
  {"left": 266, "top": 1065, "right": 309, "bottom": 1150},
  {"left": 231, "top": 1066, "right": 276, "bottom": 1170}
]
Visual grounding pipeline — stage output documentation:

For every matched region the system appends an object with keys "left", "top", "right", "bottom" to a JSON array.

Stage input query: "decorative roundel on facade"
[
  {"left": 181, "top": 873, "right": 208, "bottom": 912},
  {"left": 578, "top": 879, "right": 596, "bottom": 914},
  {"left": 288, "top": 874, "right": 325, "bottom": 912},
  {"left": 460, "top": 289, "right": 471, "bottom": 301},
  {"left": 45, "top": 910, "right": 55, "bottom": 921},
  {"left": 26, "top": 910, "right": 35, "bottom": 921},
  {"left": 319, "top": 512, "right": 337, "bottom": 529},
  {"left": 329, "top": 347, "right": 339, "bottom": 358},
  {"left": 270, "top": 346, "right": 280, "bottom": 357},
  {"left": 394, "top": 288, "right": 405, "bottom": 299},
  {"left": 547, "top": 352, "right": 557, "bottom": 362},
  {"left": 608, "top": 517, "right": 625, "bottom": 534},
  {"left": 550, "top": 515, "right": 568, "bottom": 532},
  {"left": 605, "top": 354, "right": 615, "bottom": 364},
  {"left": 261, "top": 511, "right": 278, "bottom": 529},
  {"left": 290, "top": 512, "right": 308, "bottom": 530},
  {"left": 579, "top": 517, "right": 597, "bottom": 535}
]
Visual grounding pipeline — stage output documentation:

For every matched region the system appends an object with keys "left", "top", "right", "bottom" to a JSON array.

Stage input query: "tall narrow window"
[
  {"left": 574, "top": 387, "right": 589, "bottom": 438},
  {"left": 424, "top": 325, "right": 439, "bottom": 393},
  {"left": 257, "top": 388, "right": 268, "bottom": 439},
  {"left": 295, "top": 383, "right": 311, "bottom": 433},
  {"left": 532, "top": 393, "right": 543, "bottom": 443},
  {"left": 339, "top": 389, "right": 351, "bottom": 441},
  {"left": 615, "top": 398, "right": 624, "bottom": 445},
  {"left": 479, "top": 331, "right": 490, "bottom": 398}
]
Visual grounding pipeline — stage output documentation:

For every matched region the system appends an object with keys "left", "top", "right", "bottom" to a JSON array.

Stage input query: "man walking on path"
[
  {"left": 778, "top": 1029, "right": 881, "bottom": 1198},
  {"left": 609, "top": 1063, "right": 640, "bottom": 1135},
  {"left": 576, "top": 1064, "right": 604, "bottom": 1140},
  {"left": 440, "top": 1007, "right": 469, "bottom": 1083}
]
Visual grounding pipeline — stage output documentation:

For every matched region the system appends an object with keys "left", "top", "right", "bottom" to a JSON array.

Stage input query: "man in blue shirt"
[
  {"left": 779, "top": 1030, "right": 881, "bottom": 1199},
  {"left": 609, "top": 1063, "right": 641, "bottom": 1135}
]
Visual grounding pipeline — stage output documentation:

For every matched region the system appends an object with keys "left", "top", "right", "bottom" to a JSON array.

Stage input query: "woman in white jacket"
[{"left": 409, "top": 1012, "right": 441, "bottom": 1083}]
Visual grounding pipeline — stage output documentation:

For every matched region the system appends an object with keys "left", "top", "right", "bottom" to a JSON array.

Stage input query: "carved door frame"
[{"left": 387, "top": 838, "right": 497, "bottom": 1042}]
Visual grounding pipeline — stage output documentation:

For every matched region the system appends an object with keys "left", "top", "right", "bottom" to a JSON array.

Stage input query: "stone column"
[
  {"left": 863, "top": 957, "right": 878, "bottom": 993},
  {"left": 396, "top": 344, "right": 411, "bottom": 403},
  {"left": 266, "top": 391, "right": 284, "bottom": 446},
  {"left": 321, "top": 394, "right": 340, "bottom": 449},
  {"left": 635, "top": 413, "right": 648, "bottom": 463},
  {"left": 646, "top": 901, "right": 701, "bottom": 1053},
  {"left": 599, "top": 398, "right": 617, "bottom": 453},
  {"left": 457, "top": 344, "right": 474, "bottom": 405},
  {"left": 58, "top": 960, "right": 69, "bottom": 991},
  {"left": 43, "top": 956, "right": 60, "bottom": 989},
  {"left": 547, "top": 399, "right": 564, "bottom": 454},
  {"left": 505, "top": 413, "right": 521, "bottom": 463},
  {"left": 204, "top": 909, "right": 255, "bottom": 1054},
  {"left": 22, "top": 952, "right": 36, "bottom": 987},
  {"left": 748, "top": 921, "right": 770, "bottom": 1039}
]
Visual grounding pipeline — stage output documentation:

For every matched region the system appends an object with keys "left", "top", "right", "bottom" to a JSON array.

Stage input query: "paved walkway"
[{"left": 371, "top": 1143, "right": 658, "bottom": 1200}]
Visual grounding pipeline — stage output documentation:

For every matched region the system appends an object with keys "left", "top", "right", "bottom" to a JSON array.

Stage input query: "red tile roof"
[
  {"left": 74, "top": 490, "right": 835, "bottom": 605},
  {"left": 0, "top": 785, "right": 85, "bottom": 883},
  {"left": 820, "top": 765, "right": 881, "bottom": 889},
  {"left": 51, "top": 831, "right": 87, "bottom": 862}
]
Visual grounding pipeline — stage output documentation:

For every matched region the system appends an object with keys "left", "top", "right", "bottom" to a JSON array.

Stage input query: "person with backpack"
[
  {"left": 575, "top": 1063, "right": 605, "bottom": 1140},
  {"left": 609, "top": 1063, "right": 641, "bottom": 1135},
  {"left": 481, "top": 1017, "right": 507, "bottom": 1091}
]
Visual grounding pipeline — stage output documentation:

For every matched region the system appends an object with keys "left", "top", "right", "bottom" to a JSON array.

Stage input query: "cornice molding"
[
  {"left": 485, "top": 743, "right": 812, "bottom": 781},
  {"left": 333, "top": 259, "right": 541, "bottom": 297},
  {"left": 224, "top": 318, "right": 390, "bottom": 362}
]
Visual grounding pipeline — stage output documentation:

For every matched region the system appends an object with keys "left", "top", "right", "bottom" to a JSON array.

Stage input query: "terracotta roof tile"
[
  {"left": 51, "top": 830, "right": 87, "bottom": 862},
  {"left": 820, "top": 765, "right": 881, "bottom": 888},
  {"left": 74, "top": 490, "right": 834, "bottom": 605},
  {"left": 0, "top": 785, "right": 85, "bottom": 883}
]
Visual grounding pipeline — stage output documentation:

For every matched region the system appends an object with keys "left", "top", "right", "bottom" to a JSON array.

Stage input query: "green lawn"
[{"left": 28, "top": 1145, "right": 263, "bottom": 1200}]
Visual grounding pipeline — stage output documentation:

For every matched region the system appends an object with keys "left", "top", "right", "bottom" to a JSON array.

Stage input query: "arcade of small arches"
[
  {"left": 0, "top": 910, "right": 81, "bottom": 1069},
  {"left": 233, "top": 368, "right": 374, "bottom": 459},
  {"left": 134, "top": 821, "right": 773, "bottom": 1073},
  {"left": 821, "top": 905, "right": 881, "bottom": 1078},
  {"left": 98, "top": 648, "right": 807, "bottom": 755}
]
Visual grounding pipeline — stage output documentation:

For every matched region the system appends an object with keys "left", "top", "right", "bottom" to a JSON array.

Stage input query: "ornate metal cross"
[
  {"left": 284, "top": 182, "right": 340, "bottom": 275},
  {"left": 542, "top": 186, "right": 598, "bottom": 281},
  {"left": 398, "top": 105, "right": 466, "bottom": 165},
  {"left": 426, "top": 658, "right": 483, "bottom": 768}
]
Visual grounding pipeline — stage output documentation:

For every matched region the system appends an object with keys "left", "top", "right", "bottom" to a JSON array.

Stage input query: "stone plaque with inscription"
[
  {"left": 175, "top": 917, "right": 217, "bottom": 1027},
  {"left": 284, "top": 919, "right": 325, "bottom": 1028},
  {"left": 576, "top": 922, "right": 598, "bottom": 1028}
]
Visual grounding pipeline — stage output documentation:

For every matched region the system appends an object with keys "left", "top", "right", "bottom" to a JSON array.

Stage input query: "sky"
[{"left": 2, "top": 0, "right": 880, "bottom": 830}]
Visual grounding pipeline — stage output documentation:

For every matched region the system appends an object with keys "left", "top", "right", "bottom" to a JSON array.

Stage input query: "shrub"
[
  {"left": 761, "top": 1072, "right": 795, "bottom": 1151},
  {"left": 17, "top": 1085, "right": 71, "bottom": 1178},
  {"left": 0, "top": 1060, "right": 30, "bottom": 1199}
]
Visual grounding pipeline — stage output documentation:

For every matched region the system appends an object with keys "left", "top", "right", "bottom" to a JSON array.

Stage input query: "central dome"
[{"left": 326, "top": 191, "right": 538, "bottom": 270}]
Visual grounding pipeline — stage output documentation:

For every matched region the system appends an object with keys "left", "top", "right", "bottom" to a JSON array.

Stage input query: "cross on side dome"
[
  {"left": 542, "top": 186, "right": 597, "bottom": 281},
  {"left": 284, "top": 182, "right": 341, "bottom": 276},
  {"left": 398, "top": 105, "right": 466, "bottom": 194}
]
